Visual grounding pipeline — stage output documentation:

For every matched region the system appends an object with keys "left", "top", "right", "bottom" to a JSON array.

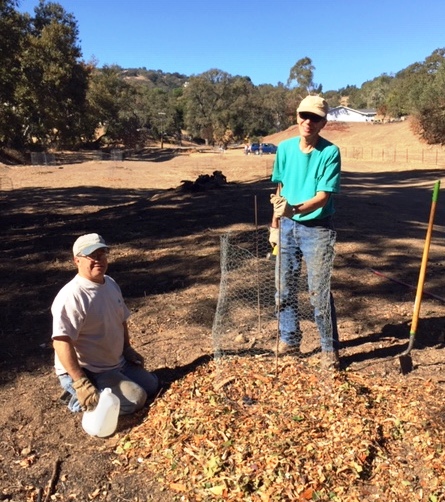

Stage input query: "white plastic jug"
[{"left": 82, "top": 388, "right": 120, "bottom": 438}]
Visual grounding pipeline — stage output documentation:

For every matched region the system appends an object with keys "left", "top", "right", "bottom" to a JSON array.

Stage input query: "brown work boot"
[
  {"left": 275, "top": 340, "right": 300, "bottom": 357},
  {"left": 321, "top": 350, "right": 341, "bottom": 370}
]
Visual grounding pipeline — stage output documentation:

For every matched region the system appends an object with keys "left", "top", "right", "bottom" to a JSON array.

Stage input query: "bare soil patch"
[{"left": 1, "top": 123, "right": 445, "bottom": 501}]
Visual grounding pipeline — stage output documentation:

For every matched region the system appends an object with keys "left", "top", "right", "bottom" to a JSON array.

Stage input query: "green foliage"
[
  {"left": 323, "top": 90, "right": 342, "bottom": 108},
  {"left": 124, "top": 68, "right": 188, "bottom": 91},
  {"left": 16, "top": 17, "right": 90, "bottom": 147},
  {"left": 183, "top": 71, "right": 291, "bottom": 146},
  {"left": 85, "top": 66, "right": 184, "bottom": 147},
  {"left": 382, "top": 48, "right": 445, "bottom": 143},
  {"left": 384, "top": 67, "right": 423, "bottom": 118},
  {"left": 287, "top": 57, "right": 321, "bottom": 95},
  {"left": 359, "top": 74, "right": 393, "bottom": 111},
  {"left": 86, "top": 66, "right": 134, "bottom": 144},
  {"left": 184, "top": 69, "right": 250, "bottom": 145},
  {"left": 0, "top": 0, "right": 29, "bottom": 146},
  {"left": 411, "top": 53, "right": 445, "bottom": 145},
  {"left": 254, "top": 84, "right": 292, "bottom": 136},
  {"left": 0, "top": 0, "right": 89, "bottom": 148},
  {"left": 2, "top": 0, "right": 445, "bottom": 151}
]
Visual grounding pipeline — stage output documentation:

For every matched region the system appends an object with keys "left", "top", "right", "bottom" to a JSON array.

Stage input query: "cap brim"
[
  {"left": 297, "top": 108, "right": 326, "bottom": 118},
  {"left": 79, "top": 243, "right": 108, "bottom": 256}
]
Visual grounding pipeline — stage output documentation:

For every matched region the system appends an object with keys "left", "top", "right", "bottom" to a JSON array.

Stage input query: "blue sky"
[{"left": 18, "top": 0, "right": 445, "bottom": 91}]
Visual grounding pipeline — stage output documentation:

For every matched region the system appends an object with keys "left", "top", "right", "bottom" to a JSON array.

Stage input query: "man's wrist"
[{"left": 72, "top": 375, "right": 85, "bottom": 382}]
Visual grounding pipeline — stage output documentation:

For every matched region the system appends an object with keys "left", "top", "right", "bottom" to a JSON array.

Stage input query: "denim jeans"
[
  {"left": 275, "top": 217, "right": 339, "bottom": 352},
  {"left": 58, "top": 362, "right": 159, "bottom": 415}
]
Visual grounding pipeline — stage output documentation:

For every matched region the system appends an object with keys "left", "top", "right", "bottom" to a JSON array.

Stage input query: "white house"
[{"left": 327, "top": 106, "right": 376, "bottom": 122}]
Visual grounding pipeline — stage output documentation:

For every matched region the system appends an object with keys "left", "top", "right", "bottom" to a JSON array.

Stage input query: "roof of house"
[{"left": 328, "top": 106, "right": 376, "bottom": 116}]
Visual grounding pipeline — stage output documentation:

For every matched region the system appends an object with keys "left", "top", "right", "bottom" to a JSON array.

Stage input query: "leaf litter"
[{"left": 114, "top": 356, "right": 445, "bottom": 501}]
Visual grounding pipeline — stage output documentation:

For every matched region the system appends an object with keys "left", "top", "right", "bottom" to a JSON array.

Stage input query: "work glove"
[
  {"left": 72, "top": 377, "right": 100, "bottom": 411},
  {"left": 123, "top": 346, "right": 144, "bottom": 366},
  {"left": 269, "top": 227, "right": 279, "bottom": 248},
  {"left": 270, "top": 194, "right": 294, "bottom": 219}
]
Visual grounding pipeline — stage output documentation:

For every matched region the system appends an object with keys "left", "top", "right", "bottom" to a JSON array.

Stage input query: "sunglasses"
[
  {"left": 299, "top": 112, "right": 325, "bottom": 123},
  {"left": 78, "top": 248, "right": 109, "bottom": 260}
]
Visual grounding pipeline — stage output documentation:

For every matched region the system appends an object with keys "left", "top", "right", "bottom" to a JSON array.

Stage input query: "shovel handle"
[{"left": 410, "top": 180, "right": 440, "bottom": 335}]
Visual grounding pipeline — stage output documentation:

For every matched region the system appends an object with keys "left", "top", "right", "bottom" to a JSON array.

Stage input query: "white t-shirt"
[{"left": 51, "top": 274, "right": 131, "bottom": 375}]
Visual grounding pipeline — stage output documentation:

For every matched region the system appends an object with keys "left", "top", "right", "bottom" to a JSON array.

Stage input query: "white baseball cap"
[{"left": 73, "top": 233, "right": 108, "bottom": 256}]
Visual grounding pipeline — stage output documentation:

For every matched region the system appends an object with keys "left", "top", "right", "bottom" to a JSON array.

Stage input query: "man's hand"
[
  {"left": 269, "top": 227, "right": 279, "bottom": 248},
  {"left": 72, "top": 377, "right": 99, "bottom": 411},
  {"left": 270, "top": 194, "right": 294, "bottom": 219},
  {"left": 123, "top": 346, "right": 144, "bottom": 366}
]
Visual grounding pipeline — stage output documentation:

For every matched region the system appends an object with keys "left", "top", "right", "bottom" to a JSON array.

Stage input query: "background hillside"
[
  {"left": 266, "top": 119, "right": 425, "bottom": 150},
  {"left": 264, "top": 119, "right": 445, "bottom": 170}
]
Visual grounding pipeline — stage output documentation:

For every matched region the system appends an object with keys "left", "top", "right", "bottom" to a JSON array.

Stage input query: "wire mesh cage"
[
  {"left": 212, "top": 227, "right": 330, "bottom": 361},
  {"left": 30, "top": 152, "right": 56, "bottom": 166},
  {"left": 110, "top": 149, "right": 124, "bottom": 162}
]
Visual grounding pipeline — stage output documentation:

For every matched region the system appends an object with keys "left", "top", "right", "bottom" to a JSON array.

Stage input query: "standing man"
[
  {"left": 269, "top": 95, "right": 341, "bottom": 369},
  {"left": 52, "top": 233, "right": 159, "bottom": 414}
]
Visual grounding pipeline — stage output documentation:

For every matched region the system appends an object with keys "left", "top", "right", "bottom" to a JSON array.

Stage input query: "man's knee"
[{"left": 117, "top": 379, "right": 147, "bottom": 415}]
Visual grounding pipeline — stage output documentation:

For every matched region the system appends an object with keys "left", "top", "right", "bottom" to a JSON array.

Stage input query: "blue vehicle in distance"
[{"left": 250, "top": 142, "right": 278, "bottom": 155}]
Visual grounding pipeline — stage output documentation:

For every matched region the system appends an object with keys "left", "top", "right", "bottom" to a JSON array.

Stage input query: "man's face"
[
  {"left": 74, "top": 248, "right": 109, "bottom": 284},
  {"left": 297, "top": 112, "right": 327, "bottom": 140}
]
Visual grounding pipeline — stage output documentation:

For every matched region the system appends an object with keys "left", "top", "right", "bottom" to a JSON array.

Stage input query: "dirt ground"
[{"left": 1, "top": 122, "right": 445, "bottom": 501}]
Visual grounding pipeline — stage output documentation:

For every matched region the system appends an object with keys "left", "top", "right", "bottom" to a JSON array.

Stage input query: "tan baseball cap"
[
  {"left": 73, "top": 233, "right": 108, "bottom": 256},
  {"left": 297, "top": 95, "right": 329, "bottom": 118}
]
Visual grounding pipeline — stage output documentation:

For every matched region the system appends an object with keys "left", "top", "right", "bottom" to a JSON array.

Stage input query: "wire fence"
[
  {"left": 338, "top": 145, "right": 445, "bottom": 165},
  {"left": 29, "top": 150, "right": 125, "bottom": 166}
]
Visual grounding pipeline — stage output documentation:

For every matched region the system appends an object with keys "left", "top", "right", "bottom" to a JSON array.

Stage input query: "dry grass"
[{"left": 266, "top": 118, "right": 443, "bottom": 150}]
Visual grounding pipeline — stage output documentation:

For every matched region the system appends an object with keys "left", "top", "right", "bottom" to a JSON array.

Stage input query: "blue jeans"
[
  {"left": 58, "top": 362, "right": 159, "bottom": 415},
  {"left": 275, "top": 217, "right": 339, "bottom": 352}
]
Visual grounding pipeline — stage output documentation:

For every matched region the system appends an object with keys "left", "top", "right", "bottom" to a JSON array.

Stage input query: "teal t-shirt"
[{"left": 271, "top": 136, "right": 341, "bottom": 221}]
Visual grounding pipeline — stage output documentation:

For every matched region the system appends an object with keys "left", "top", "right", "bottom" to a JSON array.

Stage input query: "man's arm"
[
  {"left": 53, "top": 336, "right": 99, "bottom": 410},
  {"left": 292, "top": 191, "right": 331, "bottom": 215},
  {"left": 270, "top": 184, "right": 282, "bottom": 228},
  {"left": 53, "top": 336, "right": 85, "bottom": 381},
  {"left": 123, "top": 321, "right": 131, "bottom": 348},
  {"left": 122, "top": 321, "right": 144, "bottom": 365}
]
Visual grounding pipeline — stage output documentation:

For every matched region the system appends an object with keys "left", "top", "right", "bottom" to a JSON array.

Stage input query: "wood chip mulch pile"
[{"left": 114, "top": 356, "right": 445, "bottom": 501}]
